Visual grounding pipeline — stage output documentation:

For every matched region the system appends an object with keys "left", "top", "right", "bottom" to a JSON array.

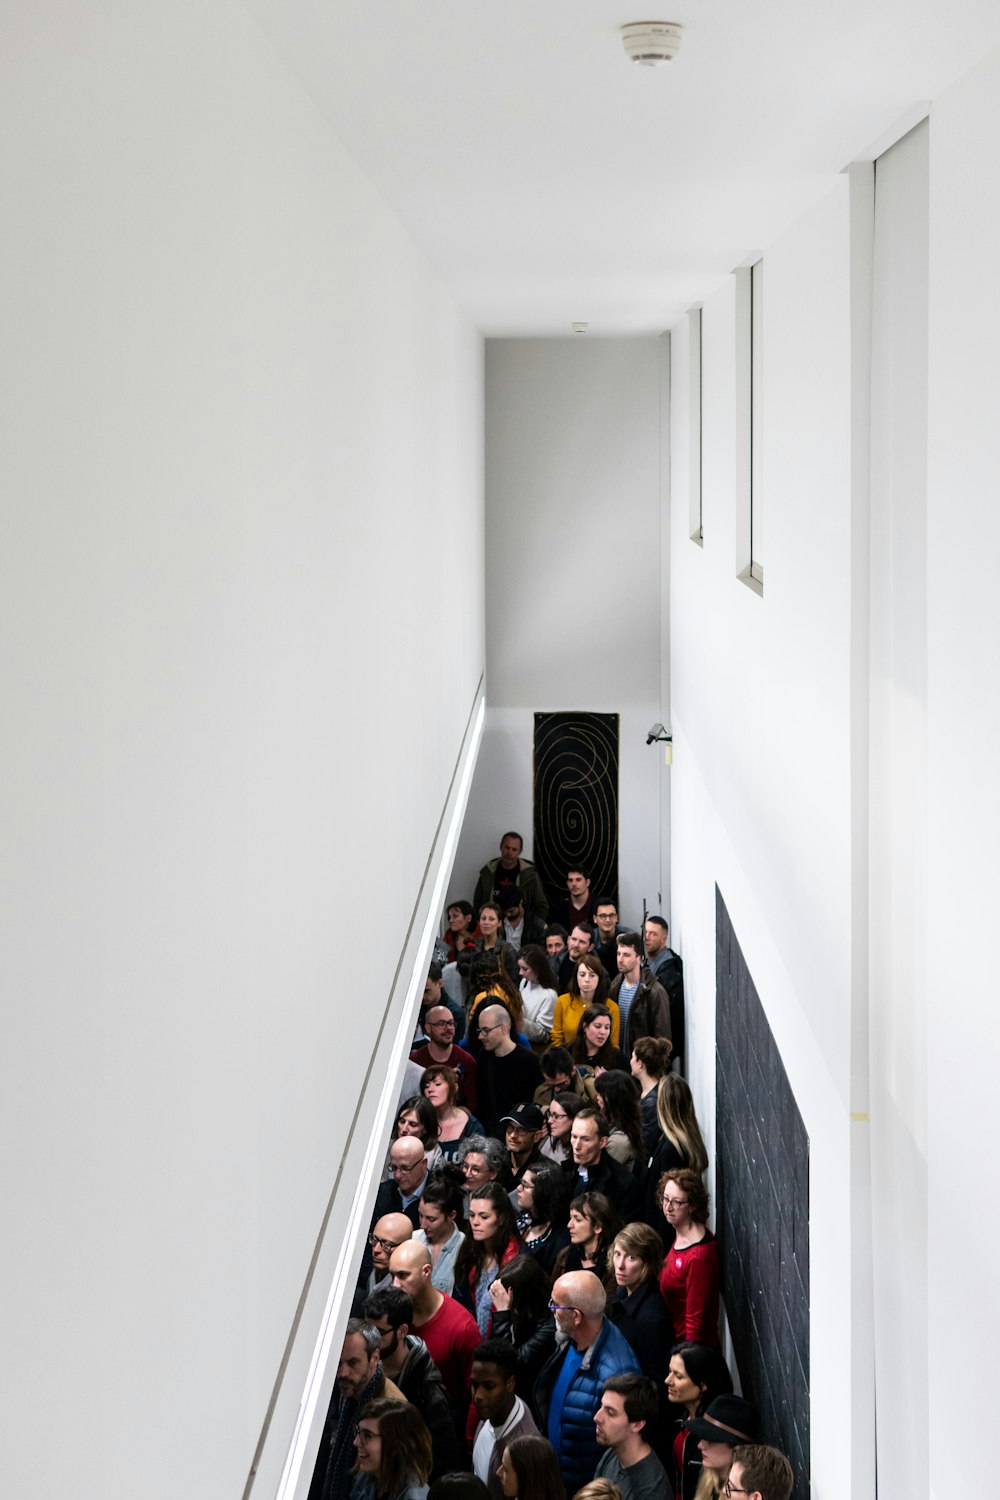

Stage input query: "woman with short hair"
[
  {"left": 388, "top": 1096, "right": 442, "bottom": 1177},
  {"left": 420, "top": 1065, "right": 482, "bottom": 1160},
  {"left": 606, "top": 1221, "right": 675, "bottom": 1381}
]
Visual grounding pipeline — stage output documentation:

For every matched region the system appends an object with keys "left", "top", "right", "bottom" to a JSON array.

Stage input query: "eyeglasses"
[
  {"left": 355, "top": 1428, "right": 381, "bottom": 1448},
  {"left": 548, "top": 1300, "right": 578, "bottom": 1313},
  {"left": 370, "top": 1233, "right": 400, "bottom": 1251},
  {"left": 663, "top": 1195, "right": 689, "bottom": 1209},
  {"left": 477, "top": 1023, "right": 502, "bottom": 1037},
  {"left": 723, "top": 1485, "right": 750, "bottom": 1497},
  {"left": 427, "top": 1019, "right": 455, "bottom": 1028},
  {"left": 390, "top": 1162, "right": 421, "bottom": 1176}
]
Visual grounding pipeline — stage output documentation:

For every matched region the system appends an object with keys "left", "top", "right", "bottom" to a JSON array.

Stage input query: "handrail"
[{"left": 242, "top": 677, "right": 486, "bottom": 1499}]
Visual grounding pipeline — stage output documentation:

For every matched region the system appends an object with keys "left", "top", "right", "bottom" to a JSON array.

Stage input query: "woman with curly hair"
[
  {"left": 658, "top": 1169, "right": 720, "bottom": 1346},
  {"left": 352, "top": 1398, "right": 433, "bottom": 1500},
  {"left": 514, "top": 1161, "right": 570, "bottom": 1274}
]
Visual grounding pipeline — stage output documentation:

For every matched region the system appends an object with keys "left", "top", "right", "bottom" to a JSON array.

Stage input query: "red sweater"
[
  {"left": 658, "top": 1230, "right": 720, "bottom": 1346},
  {"left": 414, "top": 1293, "right": 481, "bottom": 1406}
]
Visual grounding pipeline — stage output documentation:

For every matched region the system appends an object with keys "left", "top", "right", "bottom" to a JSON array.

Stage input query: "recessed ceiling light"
[
  {"left": 621, "top": 21, "right": 683, "bottom": 66},
  {"left": 572, "top": 322, "right": 588, "bottom": 334}
]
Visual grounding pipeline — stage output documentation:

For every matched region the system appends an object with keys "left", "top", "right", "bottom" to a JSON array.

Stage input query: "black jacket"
[
  {"left": 607, "top": 1277, "right": 676, "bottom": 1382},
  {"left": 564, "top": 1150, "right": 643, "bottom": 1222},
  {"left": 490, "top": 1307, "right": 557, "bottom": 1411},
  {"left": 395, "top": 1333, "right": 466, "bottom": 1477}
]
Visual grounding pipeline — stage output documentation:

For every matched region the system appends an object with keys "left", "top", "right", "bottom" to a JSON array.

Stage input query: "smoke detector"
[{"left": 621, "top": 21, "right": 683, "bottom": 66}]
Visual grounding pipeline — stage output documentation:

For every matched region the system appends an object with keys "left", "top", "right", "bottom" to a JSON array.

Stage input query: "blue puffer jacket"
[{"left": 533, "top": 1319, "right": 642, "bottom": 1494}]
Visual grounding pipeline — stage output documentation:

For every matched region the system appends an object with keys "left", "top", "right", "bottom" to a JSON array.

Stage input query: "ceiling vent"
[{"left": 621, "top": 21, "right": 683, "bottom": 66}]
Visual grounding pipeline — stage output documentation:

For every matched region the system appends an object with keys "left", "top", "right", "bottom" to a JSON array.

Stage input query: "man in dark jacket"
[
  {"left": 534, "top": 1271, "right": 641, "bottom": 1496},
  {"left": 565, "top": 1107, "right": 643, "bottom": 1221},
  {"left": 475, "top": 833, "right": 549, "bottom": 919},
  {"left": 608, "top": 934, "right": 671, "bottom": 1059},
  {"left": 362, "top": 1286, "right": 466, "bottom": 1477},
  {"left": 643, "top": 916, "right": 685, "bottom": 1067}
]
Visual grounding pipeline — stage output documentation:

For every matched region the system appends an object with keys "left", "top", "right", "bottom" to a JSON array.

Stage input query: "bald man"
[
  {"left": 371, "top": 1136, "right": 428, "bottom": 1229},
  {"left": 475, "top": 1003, "right": 542, "bottom": 1136},
  {"left": 388, "top": 1240, "right": 480, "bottom": 1413},
  {"left": 534, "top": 1271, "right": 641, "bottom": 1497},
  {"left": 366, "top": 1212, "right": 413, "bottom": 1295}
]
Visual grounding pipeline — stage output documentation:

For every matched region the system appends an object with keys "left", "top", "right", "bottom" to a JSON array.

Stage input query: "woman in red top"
[
  {"left": 453, "top": 1182, "right": 521, "bottom": 1337},
  {"left": 657, "top": 1168, "right": 720, "bottom": 1346}
]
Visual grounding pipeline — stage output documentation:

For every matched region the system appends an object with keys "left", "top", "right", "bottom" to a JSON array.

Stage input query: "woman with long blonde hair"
[{"left": 643, "top": 1072, "right": 708, "bottom": 1235}]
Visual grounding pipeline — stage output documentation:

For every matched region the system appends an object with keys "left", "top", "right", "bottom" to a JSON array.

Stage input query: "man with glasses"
[
  {"left": 533, "top": 1271, "right": 640, "bottom": 1497},
  {"left": 725, "top": 1445, "right": 794, "bottom": 1500},
  {"left": 370, "top": 1137, "right": 429, "bottom": 1233},
  {"left": 306, "top": 1319, "right": 405, "bottom": 1500},
  {"left": 474, "top": 1004, "right": 542, "bottom": 1136},
  {"left": 353, "top": 1212, "right": 414, "bottom": 1311},
  {"left": 410, "top": 1004, "right": 478, "bottom": 1113}
]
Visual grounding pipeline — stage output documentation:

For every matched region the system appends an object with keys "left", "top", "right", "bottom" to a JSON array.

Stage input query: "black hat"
[
  {"left": 685, "top": 1394, "right": 760, "bottom": 1446},
  {"left": 499, "top": 1102, "right": 544, "bottom": 1131}
]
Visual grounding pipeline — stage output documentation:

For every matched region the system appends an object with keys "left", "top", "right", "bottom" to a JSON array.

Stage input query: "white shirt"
[{"left": 472, "top": 1396, "right": 527, "bottom": 1484}]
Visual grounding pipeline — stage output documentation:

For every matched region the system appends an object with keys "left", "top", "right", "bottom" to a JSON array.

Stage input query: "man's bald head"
[
  {"left": 388, "top": 1240, "right": 433, "bottom": 1305},
  {"left": 556, "top": 1270, "right": 607, "bottom": 1320},
  {"left": 425, "top": 1005, "right": 455, "bottom": 1028},
  {"left": 371, "top": 1213, "right": 413, "bottom": 1274}
]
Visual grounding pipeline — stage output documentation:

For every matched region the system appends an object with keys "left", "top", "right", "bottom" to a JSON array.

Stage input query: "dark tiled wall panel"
[{"left": 716, "top": 886, "right": 810, "bottom": 1495}]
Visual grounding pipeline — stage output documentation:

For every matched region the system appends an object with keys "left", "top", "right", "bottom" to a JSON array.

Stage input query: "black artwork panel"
[
  {"left": 716, "top": 885, "right": 810, "bottom": 1496},
  {"left": 533, "top": 712, "right": 619, "bottom": 912}
]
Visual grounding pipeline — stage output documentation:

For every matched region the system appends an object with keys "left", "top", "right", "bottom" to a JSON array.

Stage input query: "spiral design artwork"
[{"left": 533, "top": 712, "right": 619, "bottom": 909}]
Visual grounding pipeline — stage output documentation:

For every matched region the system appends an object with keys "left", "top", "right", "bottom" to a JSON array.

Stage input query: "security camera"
[{"left": 646, "top": 723, "right": 667, "bottom": 745}]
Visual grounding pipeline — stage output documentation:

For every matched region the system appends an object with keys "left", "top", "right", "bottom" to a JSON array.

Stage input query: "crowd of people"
[{"left": 309, "top": 834, "right": 797, "bottom": 1500}]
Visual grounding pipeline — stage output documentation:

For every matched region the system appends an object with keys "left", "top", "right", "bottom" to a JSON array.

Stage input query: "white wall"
[
  {"left": 925, "top": 48, "right": 1000, "bottom": 1496},
  {"left": 670, "top": 179, "right": 864, "bottom": 1496},
  {"left": 0, "top": 5, "right": 484, "bottom": 1498},
  {"left": 671, "top": 46, "right": 1000, "bottom": 1498},
  {"left": 451, "top": 338, "right": 667, "bottom": 929}
]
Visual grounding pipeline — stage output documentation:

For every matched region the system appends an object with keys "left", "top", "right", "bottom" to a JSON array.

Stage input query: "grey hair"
[
  {"left": 457, "top": 1134, "right": 505, "bottom": 1173},
  {"left": 344, "top": 1318, "right": 382, "bottom": 1358}
]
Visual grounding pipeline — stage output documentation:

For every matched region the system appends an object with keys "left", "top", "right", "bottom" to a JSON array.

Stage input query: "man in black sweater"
[{"left": 475, "top": 1004, "right": 542, "bottom": 1136}]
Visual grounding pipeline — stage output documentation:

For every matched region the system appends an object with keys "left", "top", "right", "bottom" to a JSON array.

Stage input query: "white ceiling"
[{"left": 241, "top": 0, "right": 1000, "bottom": 336}]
